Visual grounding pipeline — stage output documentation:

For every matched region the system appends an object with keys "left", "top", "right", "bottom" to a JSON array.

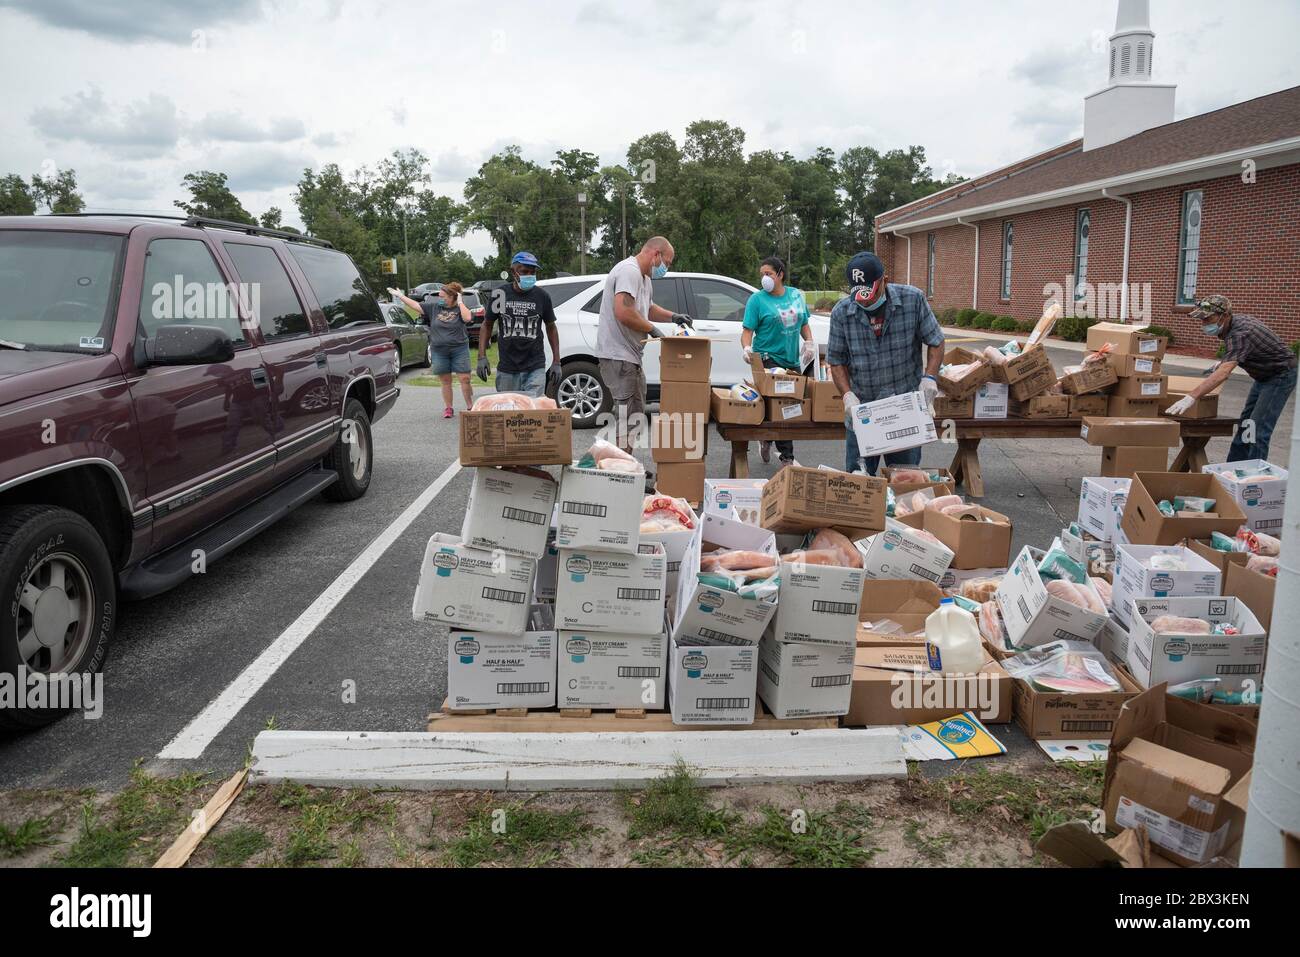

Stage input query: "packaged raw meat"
[
  {"left": 472, "top": 392, "right": 538, "bottom": 411},
  {"left": 1003, "top": 640, "right": 1121, "bottom": 694},
  {"left": 699, "top": 549, "right": 774, "bottom": 572},
  {"left": 1044, "top": 578, "right": 1105, "bottom": 614},
  {"left": 809, "top": 528, "right": 863, "bottom": 568},
  {"left": 925, "top": 494, "right": 964, "bottom": 513},
  {"left": 532, "top": 396, "right": 557, "bottom": 409},
  {"left": 640, "top": 495, "right": 695, "bottom": 532},
  {"left": 1246, "top": 554, "right": 1279, "bottom": 577},
  {"left": 1089, "top": 577, "right": 1112, "bottom": 608},
  {"left": 1236, "top": 528, "right": 1281, "bottom": 557},
  {"left": 779, "top": 548, "right": 843, "bottom": 566},
  {"left": 941, "top": 503, "right": 982, "bottom": 519},
  {"left": 982, "top": 346, "right": 1010, "bottom": 367},
  {"left": 895, "top": 487, "right": 937, "bottom": 517},
  {"left": 1149, "top": 615, "right": 1211, "bottom": 634},
  {"left": 577, "top": 438, "right": 641, "bottom": 472},
  {"left": 960, "top": 578, "right": 1002, "bottom": 603},
  {"left": 977, "top": 600, "right": 1007, "bottom": 648},
  {"left": 888, "top": 469, "right": 929, "bottom": 486}
]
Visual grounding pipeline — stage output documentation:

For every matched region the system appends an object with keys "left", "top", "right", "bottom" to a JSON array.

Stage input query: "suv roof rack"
[{"left": 46, "top": 212, "right": 334, "bottom": 249}]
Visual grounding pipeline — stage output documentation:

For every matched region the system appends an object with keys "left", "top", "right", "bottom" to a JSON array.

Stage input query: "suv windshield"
[{"left": 0, "top": 230, "right": 124, "bottom": 352}]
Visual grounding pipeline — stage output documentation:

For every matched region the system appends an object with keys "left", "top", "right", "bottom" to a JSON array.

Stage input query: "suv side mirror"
[{"left": 145, "top": 325, "right": 236, "bottom": 365}]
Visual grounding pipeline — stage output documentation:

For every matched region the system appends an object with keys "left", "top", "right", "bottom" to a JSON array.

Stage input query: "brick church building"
[{"left": 873, "top": 0, "right": 1300, "bottom": 347}]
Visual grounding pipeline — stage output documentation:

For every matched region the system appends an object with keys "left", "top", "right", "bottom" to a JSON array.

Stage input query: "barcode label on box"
[
  {"left": 811, "top": 674, "right": 851, "bottom": 688},
  {"left": 618, "top": 587, "right": 662, "bottom": 601},
  {"left": 502, "top": 506, "right": 546, "bottom": 525},
  {"left": 497, "top": 682, "right": 550, "bottom": 694},
  {"left": 909, "top": 564, "right": 941, "bottom": 582},
  {"left": 760, "top": 660, "right": 780, "bottom": 686},
  {"left": 618, "top": 666, "right": 661, "bottom": 678},
  {"left": 1136, "top": 359, "right": 1154, "bottom": 373},
  {"left": 781, "top": 402, "right": 803, "bottom": 420},
  {"left": 1017, "top": 596, "right": 1032, "bottom": 622},
  {"left": 697, "top": 627, "right": 747, "bottom": 645},
  {"left": 886, "top": 426, "right": 920, "bottom": 441},
  {"left": 812, "top": 599, "right": 856, "bottom": 615},
  {"left": 1140, "top": 339, "right": 1158, "bottom": 353},
  {"left": 696, "top": 697, "right": 750, "bottom": 710},
  {"left": 482, "top": 586, "right": 527, "bottom": 604},
  {"left": 1142, "top": 382, "right": 1161, "bottom": 396},
  {"left": 1062, "top": 719, "right": 1114, "bottom": 733},
  {"left": 563, "top": 501, "right": 607, "bottom": 518},
  {"left": 775, "top": 380, "right": 794, "bottom": 395},
  {"left": 1215, "top": 663, "right": 1261, "bottom": 675}
]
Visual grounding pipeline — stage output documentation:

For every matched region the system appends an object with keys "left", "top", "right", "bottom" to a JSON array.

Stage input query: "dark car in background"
[
  {"left": 383, "top": 300, "right": 430, "bottom": 368},
  {"left": 0, "top": 214, "right": 399, "bottom": 728}
]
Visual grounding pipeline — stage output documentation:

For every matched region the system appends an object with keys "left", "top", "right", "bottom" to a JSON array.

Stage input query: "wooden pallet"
[{"left": 428, "top": 699, "right": 838, "bottom": 733}]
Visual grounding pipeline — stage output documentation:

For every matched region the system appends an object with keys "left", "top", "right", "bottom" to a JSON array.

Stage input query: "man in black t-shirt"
[{"left": 477, "top": 251, "right": 560, "bottom": 398}]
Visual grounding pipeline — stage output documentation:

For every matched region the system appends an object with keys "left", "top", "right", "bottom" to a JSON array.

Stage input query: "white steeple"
[{"left": 1083, "top": 0, "right": 1176, "bottom": 150}]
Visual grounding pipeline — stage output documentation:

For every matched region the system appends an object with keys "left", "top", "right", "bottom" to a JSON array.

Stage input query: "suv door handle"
[
  {"left": 251, "top": 368, "right": 269, "bottom": 388},
  {"left": 315, "top": 352, "right": 327, "bottom": 368}
]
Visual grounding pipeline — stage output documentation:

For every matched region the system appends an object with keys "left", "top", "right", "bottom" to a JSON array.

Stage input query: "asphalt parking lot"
[{"left": 0, "top": 335, "right": 1290, "bottom": 790}]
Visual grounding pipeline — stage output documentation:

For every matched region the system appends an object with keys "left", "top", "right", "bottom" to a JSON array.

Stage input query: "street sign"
[{"left": 380, "top": 258, "right": 398, "bottom": 275}]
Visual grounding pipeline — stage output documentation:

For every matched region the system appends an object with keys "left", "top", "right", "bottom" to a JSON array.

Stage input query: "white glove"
[
  {"left": 799, "top": 341, "right": 815, "bottom": 367},
  {"left": 1165, "top": 395, "right": 1195, "bottom": 416},
  {"left": 920, "top": 376, "right": 940, "bottom": 408},
  {"left": 842, "top": 390, "right": 860, "bottom": 412},
  {"left": 741, "top": 346, "right": 754, "bottom": 364}
]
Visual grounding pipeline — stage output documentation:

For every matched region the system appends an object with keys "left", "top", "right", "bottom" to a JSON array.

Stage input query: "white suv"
[{"left": 540, "top": 272, "right": 832, "bottom": 428}]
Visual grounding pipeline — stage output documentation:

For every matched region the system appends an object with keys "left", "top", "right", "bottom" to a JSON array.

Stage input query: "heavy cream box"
[
  {"left": 757, "top": 633, "right": 855, "bottom": 719},
  {"left": 555, "top": 465, "right": 644, "bottom": 554},
  {"left": 557, "top": 628, "right": 668, "bottom": 709},
  {"left": 855, "top": 517, "right": 955, "bottom": 585},
  {"left": 702, "top": 478, "right": 766, "bottom": 526},
  {"left": 1124, "top": 596, "right": 1267, "bottom": 694},
  {"left": 413, "top": 533, "right": 535, "bottom": 633},
  {"left": 446, "top": 605, "right": 557, "bottom": 710},
  {"left": 668, "top": 637, "right": 757, "bottom": 725},
  {"left": 1077, "top": 476, "right": 1131, "bottom": 543},
  {"left": 770, "top": 558, "right": 864, "bottom": 647},
  {"left": 848, "top": 391, "right": 937, "bottom": 459},
  {"left": 1110, "top": 545, "right": 1222, "bottom": 629},
  {"left": 994, "top": 546, "right": 1108, "bottom": 648},
  {"left": 461, "top": 466, "right": 557, "bottom": 559},
  {"left": 672, "top": 512, "right": 778, "bottom": 647},
  {"left": 1202, "top": 460, "right": 1289, "bottom": 534},
  {"left": 554, "top": 543, "right": 668, "bottom": 635}
]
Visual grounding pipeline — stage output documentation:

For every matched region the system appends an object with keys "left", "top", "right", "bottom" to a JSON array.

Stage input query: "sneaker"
[
  {"left": 778, "top": 456, "right": 799, "bottom": 471},
  {"left": 759, "top": 440, "right": 773, "bottom": 463},
  {"left": 442, "top": 407, "right": 453, "bottom": 419}
]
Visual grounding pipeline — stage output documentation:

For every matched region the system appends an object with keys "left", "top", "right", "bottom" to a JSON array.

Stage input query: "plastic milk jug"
[{"left": 925, "top": 598, "right": 984, "bottom": 674}]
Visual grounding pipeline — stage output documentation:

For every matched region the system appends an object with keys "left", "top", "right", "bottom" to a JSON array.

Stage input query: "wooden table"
[{"left": 713, "top": 416, "right": 1239, "bottom": 495}]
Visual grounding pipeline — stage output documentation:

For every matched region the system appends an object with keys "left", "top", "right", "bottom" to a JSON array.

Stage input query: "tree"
[
  {"left": 260, "top": 207, "right": 283, "bottom": 230},
  {"left": 175, "top": 171, "right": 256, "bottom": 224},
  {"left": 29, "top": 168, "right": 85, "bottom": 214},
  {"left": 0, "top": 174, "right": 36, "bottom": 215}
]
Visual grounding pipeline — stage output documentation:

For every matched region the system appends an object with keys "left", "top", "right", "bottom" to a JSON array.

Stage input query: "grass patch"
[
  {"left": 444, "top": 800, "right": 590, "bottom": 867},
  {"left": 208, "top": 825, "right": 270, "bottom": 867},
  {"left": 0, "top": 815, "right": 57, "bottom": 858},
  {"left": 727, "top": 802, "right": 881, "bottom": 868},
  {"left": 622, "top": 760, "right": 739, "bottom": 842},
  {"left": 274, "top": 783, "right": 398, "bottom": 867},
  {"left": 903, "top": 818, "right": 956, "bottom": 863}
]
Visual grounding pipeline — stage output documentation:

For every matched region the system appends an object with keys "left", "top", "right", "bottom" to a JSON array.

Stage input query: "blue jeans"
[
  {"left": 495, "top": 367, "right": 546, "bottom": 398},
  {"left": 1227, "top": 366, "right": 1296, "bottom": 463},
  {"left": 844, "top": 411, "right": 924, "bottom": 474},
  {"left": 429, "top": 342, "right": 470, "bottom": 375}
]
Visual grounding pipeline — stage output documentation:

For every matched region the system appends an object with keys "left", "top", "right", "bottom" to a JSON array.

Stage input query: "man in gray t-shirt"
[{"left": 595, "top": 237, "right": 692, "bottom": 462}]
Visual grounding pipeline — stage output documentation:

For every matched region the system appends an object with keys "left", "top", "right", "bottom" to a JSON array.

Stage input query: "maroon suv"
[{"left": 0, "top": 215, "right": 399, "bottom": 728}]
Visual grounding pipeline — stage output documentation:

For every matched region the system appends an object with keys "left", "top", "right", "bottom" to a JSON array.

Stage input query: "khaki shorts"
[{"left": 599, "top": 358, "right": 646, "bottom": 449}]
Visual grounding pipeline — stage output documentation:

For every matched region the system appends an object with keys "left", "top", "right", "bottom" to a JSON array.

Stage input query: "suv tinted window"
[
  {"left": 286, "top": 244, "right": 383, "bottom": 329},
  {"left": 223, "top": 242, "right": 311, "bottom": 340},
  {"left": 687, "top": 278, "right": 747, "bottom": 323},
  {"left": 138, "top": 238, "right": 244, "bottom": 344},
  {"left": 539, "top": 280, "right": 599, "bottom": 308}
]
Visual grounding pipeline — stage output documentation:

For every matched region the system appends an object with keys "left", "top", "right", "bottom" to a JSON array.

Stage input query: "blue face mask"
[
  {"left": 652, "top": 259, "right": 669, "bottom": 280},
  {"left": 1203, "top": 323, "right": 1220, "bottom": 336},
  {"left": 518, "top": 275, "right": 537, "bottom": 291}
]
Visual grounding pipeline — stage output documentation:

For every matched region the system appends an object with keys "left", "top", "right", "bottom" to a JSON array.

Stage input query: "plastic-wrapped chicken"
[
  {"left": 577, "top": 438, "right": 642, "bottom": 473},
  {"left": 779, "top": 548, "right": 844, "bottom": 566},
  {"left": 697, "top": 547, "right": 779, "bottom": 595},
  {"left": 1044, "top": 578, "right": 1105, "bottom": 614},
  {"left": 977, "top": 600, "right": 1007, "bottom": 647},
  {"left": 1246, "top": 554, "right": 1279, "bottom": 577},
  {"left": 925, "top": 494, "right": 964, "bottom": 513},
  {"left": 895, "top": 487, "right": 937, "bottom": 517},
  {"left": 888, "top": 469, "right": 929, "bottom": 486},
  {"left": 1236, "top": 527, "right": 1281, "bottom": 557},
  {"left": 640, "top": 495, "right": 695, "bottom": 533},
  {"left": 810, "top": 528, "right": 863, "bottom": 568},
  {"left": 960, "top": 578, "right": 1002, "bottom": 603},
  {"left": 1089, "top": 576, "right": 1112, "bottom": 608},
  {"left": 1149, "top": 615, "right": 1211, "bottom": 634},
  {"left": 472, "top": 392, "right": 540, "bottom": 411}
]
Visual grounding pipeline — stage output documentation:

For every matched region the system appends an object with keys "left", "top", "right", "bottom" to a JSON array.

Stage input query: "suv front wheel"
[
  {"left": 0, "top": 505, "right": 116, "bottom": 730},
  {"left": 557, "top": 361, "right": 612, "bottom": 430}
]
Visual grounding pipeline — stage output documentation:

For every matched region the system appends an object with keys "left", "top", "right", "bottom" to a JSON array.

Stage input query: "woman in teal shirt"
[{"left": 742, "top": 256, "right": 815, "bottom": 465}]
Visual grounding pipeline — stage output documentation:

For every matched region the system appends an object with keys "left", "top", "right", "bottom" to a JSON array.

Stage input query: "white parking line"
[{"left": 158, "top": 460, "right": 463, "bottom": 761}]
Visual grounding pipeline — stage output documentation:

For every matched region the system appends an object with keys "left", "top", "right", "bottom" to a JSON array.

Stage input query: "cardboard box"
[
  {"left": 1080, "top": 416, "right": 1179, "bottom": 447},
  {"left": 659, "top": 381, "right": 711, "bottom": 417},
  {"left": 855, "top": 517, "right": 955, "bottom": 585},
  {"left": 1078, "top": 476, "right": 1131, "bottom": 542},
  {"left": 936, "top": 347, "right": 993, "bottom": 400},
  {"left": 1011, "top": 393, "right": 1070, "bottom": 418},
  {"left": 1101, "top": 445, "right": 1168, "bottom": 479},
  {"left": 1185, "top": 539, "right": 1250, "bottom": 577},
  {"left": 857, "top": 579, "right": 944, "bottom": 644},
  {"left": 758, "top": 634, "right": 855, "bottom": 718},
  {"left": 1202, "top": 460, "right": 1288, "bottom": 533},
  {"left": 446, "top": 605, "right": 557, "bottom": 710},
  {"left": 658, "top": 336, "right": 711, "bottom": 382},
  {"left": 931, "top": 396, "right": 973, "bottom": 419},
  {"left": 640, "top": 500, "right": 699, "bottom": 596},
  {"left": 1103, "top": 686, "right": 1254, "bottom": 866},
  {"left": 655, "top": 461, "right": 705, "bottom": 504},
  {"left": 534, "top": 531, "right": 558, "bottom": 602},
  {"left": 1124, "top": 596, "right": 1267, "bottom": 693},
  {"left": 702, "top": 478, "right": 765, "bottom": 526},
  {"left": 994, "top": 546, "right": 1109, "bottom": 647},
  {"left": 1224, "top": 560, "right": 1276, "bottom": 632},
  {"left": 553, "top": 543, "right": 668, "bottom": 635},
  {"left": 461, "top": 467, "right": 558, "bottom": 560},
  {"left": 1121, "top": 473, "right": 1246, "bottom": 546},
  {"left": 766, "top": 396, "right": 811, "bottom": 424},
  {"left": 770, "top": 559, "right": 864, "bottom": 647},
  {"left": 556, "top": 465, "right": 644, "bottom": 554},
  {"left": 881, "top": 466, "right": 955, "bottom": 496},
  {"left": 937, "top": 565, "right": 1010, "bottom": 596},
  {"left": 1087, "top": 322, "right": 1168, "bottom": 360},
  {"left": 709, "top": 387, "right": 764, "bottom": 425},
  {"left": 1107, "top": 396, "right": 1162, "bottom": 418},
  {"left": 1096, "top": 616, "right": 1132, "bottom": 667},
  {"left": 848, "top": 391, "right": 937, "bottom": 458},
  {"left": 1009, "top": 363, "right": 1057, "bottom": 402},
  {"left": 1058, "top": 363, "right": 1118, "bottom": 396},
  {"left": 557, "top": 627, "right": 668, "bottom": 709},
  {"left": 1068, "top": 393, "right": 1109, "bottom": 417},
  {"left": 458, "top": 408, "right": 572, "bottom": 467},
  {"left": 809, "top": 380, "right": 845, "bottom": 422},
  {"left": 973, "top": 381, "right": 1010, "bottom": 418},
  {"left": 749, "top": 355, "right": 805, "bottom": 398},
  {"left": 847, "top": 646, "right": 1012, "bottom": 725},
  {"left": 1107, "top": 353, "right": 1163, "bottom": 378},
  {"left": 1165, "top": 375, "right": 1220, "bottom": 418},
  {"left": 672, "top": 512, "right": 778, "bottom": 646},
  {"left": 649, "top": 412, "right": 708, "bottom": 464},
  {"left": 667, "top": 637, "right": 756, "bottom": 725},
  {"left": 759, "top": 465, "right": 887, "bottom": 536},
  {"left": 413, "top": 533, "right": 535, "bottom": 633},
  {"left": 1013, "top": 665, "right": 1143, "bottom": 741},
  {"left": 923, "top": 506, "right": 1013, "bottom": 570},
  {"left": 1112, "top": 373, "right": 1167, "bottom": 400},
  {"left": 1110, "top": 544, "right": 1222, "bottom": 629},
  {"left": 991, "top": 343, "right": 1052, "bottom": 386}
]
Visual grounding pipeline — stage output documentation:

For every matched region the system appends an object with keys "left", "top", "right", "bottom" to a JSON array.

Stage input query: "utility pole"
[
  {"left": 401, "top": 200, "right": 411, "bottom": 290},
  {"left": 577, "top": 191, "right": 588, "bottom": 275},
  {"left": 621, "top": 184, "right": 628, "bottom": 260}
]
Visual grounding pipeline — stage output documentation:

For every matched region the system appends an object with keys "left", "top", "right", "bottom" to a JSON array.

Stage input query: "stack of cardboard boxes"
[
  {"left": 1080, "top": 415, "right": 1179, "bottom": 479},
  {"left": 1088, "top": 322, "right": 1169, "bottom": 418},
  {"left": 651, "top": 337, "right": 712, "bottom": 505}
]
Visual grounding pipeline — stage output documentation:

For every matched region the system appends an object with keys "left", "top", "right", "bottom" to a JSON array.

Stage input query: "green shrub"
[
  {"left": 1015, "top": 320, "right": 1035, "bottom": 334},
  {"left": 952, "top": 312, "right": 972, "bottom": 327},
  {"left": 1217, "top": 344, "right": 1226, "bottom": 359},
  {"left": 1292, "top": 342, "right": 1299, "bottom": 359},
  {"left": 1144, "top": 325, "right": 1176, "bottom": 347},
  {"left": 973, "top": 312, "right": 999, "bottom": 329},
  {"left": 991, "top": 316, "right": 1018, "bottom": 332},
  {"left": 813, "top": 296, "right": 839, "bottom": 312},
  {"left": 957, "top": 308, "right": 979, "bottom": 324},
  {"left": 935, "top": 306, "right": 959, "bottom": 326},
  {"left": 1055, "top": 315, "right": 1084, "bottom": 341}
]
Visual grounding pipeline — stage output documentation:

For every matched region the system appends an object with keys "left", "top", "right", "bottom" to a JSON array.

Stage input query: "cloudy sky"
[{"left": 2, "top": 0, "right": 1296, "bottom": 260}]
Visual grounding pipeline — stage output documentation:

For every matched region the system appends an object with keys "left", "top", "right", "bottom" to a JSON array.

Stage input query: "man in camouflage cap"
[{"left": 1166, "top": 295, "right": 1297, "bottom": 462}]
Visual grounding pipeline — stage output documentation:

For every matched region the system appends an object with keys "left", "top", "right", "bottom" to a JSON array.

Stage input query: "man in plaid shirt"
[
  {"left": 1166, "top": 295, "right": 1297, "bottom": 462},
  {"left": 827, "top": 251, "right": 945, "bottom": 473}
]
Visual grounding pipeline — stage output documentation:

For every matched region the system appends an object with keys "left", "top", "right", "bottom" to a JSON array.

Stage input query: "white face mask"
[{"left": 761, "top": 274, "right": 776, "bottom": 293}]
